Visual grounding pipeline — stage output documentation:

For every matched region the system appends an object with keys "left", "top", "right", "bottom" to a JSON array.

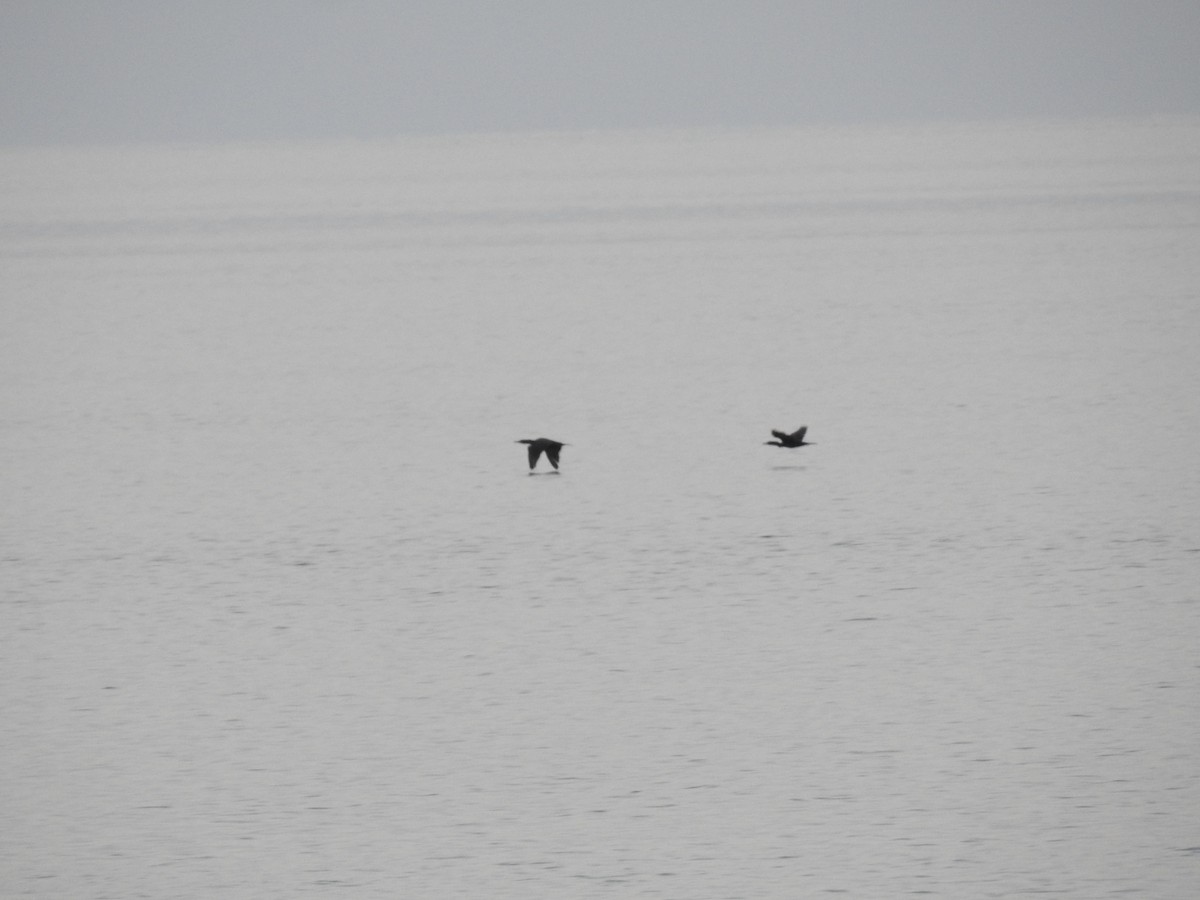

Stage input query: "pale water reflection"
[{"left": 3, "top": 118, "right": 1199, "bottom": 898}]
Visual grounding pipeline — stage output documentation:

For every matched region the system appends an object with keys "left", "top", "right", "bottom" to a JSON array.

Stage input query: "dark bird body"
[
  {"left": 517, "top": 438, "right": 567, "bottom": 471},
  {"left": 765, "top": 426, "right": 814, "bottom": 448}
]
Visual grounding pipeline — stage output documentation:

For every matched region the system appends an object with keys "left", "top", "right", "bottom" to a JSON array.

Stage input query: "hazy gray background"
[{"left": 3, "top": 0, "right": 1199, "bottom": 147}]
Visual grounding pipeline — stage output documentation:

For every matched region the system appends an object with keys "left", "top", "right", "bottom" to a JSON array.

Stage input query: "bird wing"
[
  {"left": 527, "top": 445, "right": 543, "bottom": 469},
  {"left": 771, "top": 430, "right": 790, "bottom": 441},
  {"left": 793, "top": 426, "right": 807, "bottom": 442},
  {"left": 544, "top": 445, "right": 561, "bottom": 469}
]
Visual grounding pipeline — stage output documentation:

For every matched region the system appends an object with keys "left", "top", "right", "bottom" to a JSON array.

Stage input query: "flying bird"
[
  {"left": 517, "top": 438, "right": 567, "bottom": 471},
  {"left": 765, "top": 426, "right": 814, "bottom": 448}
]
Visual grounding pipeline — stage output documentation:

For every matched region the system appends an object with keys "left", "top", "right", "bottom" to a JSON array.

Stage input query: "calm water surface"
[{"left": 3, "top": 119, "right": 1199, "bottom": 898}]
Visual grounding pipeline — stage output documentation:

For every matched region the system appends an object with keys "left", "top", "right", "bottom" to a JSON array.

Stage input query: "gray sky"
[{"left": 3, "top": 0, "right": 1199, "bottom": 146}]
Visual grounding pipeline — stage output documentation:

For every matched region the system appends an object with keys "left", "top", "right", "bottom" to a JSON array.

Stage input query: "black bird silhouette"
[
  {"left": 765, "top": 426, "right": 814, "bottom": 448},
  {"left": 517, "top": 438, "right": 567, "bottom": 471}
]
